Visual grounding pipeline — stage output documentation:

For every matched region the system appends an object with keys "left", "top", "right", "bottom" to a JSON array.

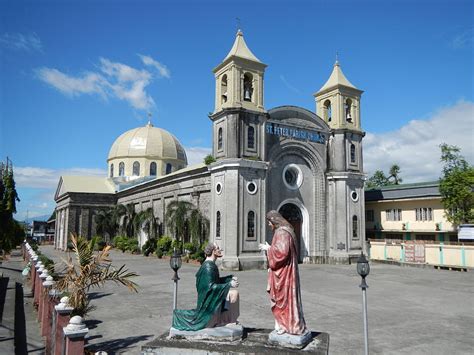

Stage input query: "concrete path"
[
  {"left": 0, "top": 249, "right": 46, "bottom": 355},
  {"left": 38, "top": 245, "right": 474, "bottom": 355}
]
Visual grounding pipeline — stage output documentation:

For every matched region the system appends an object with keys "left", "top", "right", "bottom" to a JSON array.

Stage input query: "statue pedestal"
[
  {"left": 142, "top": 328, "right": 329, "bottom": 354},
  {"left": 268, "top": 329, "right": 313, "bottom": 349},
  {"left": 169, "top": 323, "right": 243, "bottom": 342}
]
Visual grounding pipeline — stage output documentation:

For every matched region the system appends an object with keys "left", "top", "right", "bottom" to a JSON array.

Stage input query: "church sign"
[{"left": 265, "top": 122, "right": 326, "bottom": 144}]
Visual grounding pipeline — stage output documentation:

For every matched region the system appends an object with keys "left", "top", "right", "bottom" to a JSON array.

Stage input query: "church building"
[{"left": 54, "top": 30, "right": 366, "bottom": 269}]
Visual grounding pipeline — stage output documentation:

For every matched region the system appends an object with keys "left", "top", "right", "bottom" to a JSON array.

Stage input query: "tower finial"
[
  {"left": 146, "top": 112, "right": 153, "bottom": 127},
  {"left": 236, "top": 17, "right": 241, "bottom": 33},
  {"left": 335, "top": 51, "right": 340, "bottom": 66}
]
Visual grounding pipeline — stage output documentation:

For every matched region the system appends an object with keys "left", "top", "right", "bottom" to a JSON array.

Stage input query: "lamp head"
[
  {"left": 357, "top": 252, "right": 370, "bottom": 278},
  {"left": 170, "top": 248, "right": 182, "bottom": 272}
]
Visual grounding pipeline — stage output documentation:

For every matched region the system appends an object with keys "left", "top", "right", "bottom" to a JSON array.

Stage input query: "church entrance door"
[{"left": 279, "top": 203, "right": 303, "bottom": 263}]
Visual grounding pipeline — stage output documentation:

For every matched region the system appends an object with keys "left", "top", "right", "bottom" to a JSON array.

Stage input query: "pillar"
[
  {"left": 63, "top": 316, "right": 89, "bottom": 355},
  {"left": 54, "top": 297, "right": 74, "bottom": 355}
]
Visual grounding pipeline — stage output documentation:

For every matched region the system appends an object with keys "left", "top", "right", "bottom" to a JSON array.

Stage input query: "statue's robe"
[
  {"left": 172, "top": 260, "right": 232, "bottom": 331},
  {"left": 267, "top": 226, "right": 306, "bottom": 335}
]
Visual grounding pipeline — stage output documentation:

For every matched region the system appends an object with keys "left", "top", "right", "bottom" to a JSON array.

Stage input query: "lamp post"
[
  {"left": 357, "top": 252, "right": 370, "bottom": 355},
  {"left": 169, "top": 248, "right": 182, "bottom": 310}
]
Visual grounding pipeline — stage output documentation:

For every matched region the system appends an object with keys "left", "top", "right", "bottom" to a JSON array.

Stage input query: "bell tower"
[
  {"left": 315, "top": 60, "right": 366, "bottom": 263},
  {"left": 213, "top": 30, "right": 266, "bottom": 114},
  {"left": 314, "top": 60, "right": 363, "bottom": 131},
  {"left": 208, "top": 30, "right": 269, "bottom": 270}
]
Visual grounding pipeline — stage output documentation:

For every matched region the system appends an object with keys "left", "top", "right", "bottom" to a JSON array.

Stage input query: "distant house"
[
  {"left": 31, "top": 220, "right": 55, "bottom": 243},
  {"left": 365, "top": 181, "right": 457, "bottom": 242}
]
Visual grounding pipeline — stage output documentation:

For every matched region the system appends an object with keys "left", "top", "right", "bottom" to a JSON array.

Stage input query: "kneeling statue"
[{"left": 172, "top": 243, "right": 239, "bottom": 331}]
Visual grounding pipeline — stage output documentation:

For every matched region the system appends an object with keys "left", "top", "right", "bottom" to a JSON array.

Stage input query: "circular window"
[
  {"left": 246, "top": 182, "right": 257, "bottom": 195},
  {"left": 282, "top": 164, "right": 303, "bottom": 190},
  {"left": 351, "top": 191, "right": 359, "bottom": 202},
  {"left": 216, "top": 182, "right": 223, "bottom": 195}
]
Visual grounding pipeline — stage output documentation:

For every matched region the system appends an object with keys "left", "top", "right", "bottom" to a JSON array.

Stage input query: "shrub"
[
  {"left": 156, "top": 249, "right": 163, "bottom": 259},
  {"left": 157, "top": 235, "right": 172, "bottom": 254},
  {"left": 142, "top": 238, "right": 157, "bottom": 256},
  {"left": 183, "top": 242, "right": 196, "bottom": 255},
  {"left": 113, "top": 236, "right": 128, "bottom": 253},
  {"left": 204, "top": 154, "right": 216, "bottom": 165},
  {"left": 190, "top": 249, "right": 205, "bottom": 264},
  {"left": 171, "top": 239, "right": 182, "bottom": 252},
  {"left": 126, "top": 238, "right": 139, "bottom": 253}
]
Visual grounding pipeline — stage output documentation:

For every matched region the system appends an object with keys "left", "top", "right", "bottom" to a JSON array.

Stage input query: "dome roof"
[{"left": 108, "top": 122, "right": 187, "bottom": 164}]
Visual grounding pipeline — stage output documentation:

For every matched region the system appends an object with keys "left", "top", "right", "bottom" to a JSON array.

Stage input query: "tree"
[
  {"left": 56, "top": 234, "right": 138, "bottom": 317},
  {"left": 189, "top": 208, "right": 209, "bottom": 246},
  {"left": 366, "top": 170, "right": 389, "bottom": 189},
  {"left": 204, "top": 154, "right": 216, "bottom": 165},
  {"left": 388, "top": 164, "right": 403, "bottom": 185},
  {"left": 366, "top": 164, "right": 403, "bottom": 189},
  {"left": 439, "top": 143, "right": 474, "bottom": 225},
  {"left": 134, "top": 207, "right": 158, "bottom": 239},
  {"left": 116, "top": 203, "right": 137, "bottom": 238},
  {"left": 165, "top": 200, "right": 194, "bottom": 245},
  {"left": 95, "top": 208, "right": 118, "bottom": 242},
  {"left": 0, "top": 159, "right": 21, "bottom": 253}
]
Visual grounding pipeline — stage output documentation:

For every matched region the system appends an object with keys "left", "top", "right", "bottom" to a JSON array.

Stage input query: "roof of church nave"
[{"left": 107, "top": 121, "right": 187, "bottom": 164}]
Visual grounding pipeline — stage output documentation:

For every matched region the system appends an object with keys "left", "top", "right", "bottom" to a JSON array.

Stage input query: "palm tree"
[
  {"left": 117, "top": 203, "right": 137, "bottom": 238},
  {"left": 95, "top": 208, "right": 117, "bottom": 243},
  {"left": 165, "top": 200, "right": 194, "bottom": 244},
  {"left": 56, "top": 233, "right": 138, "bottom": 317},
  {"left": 189, "top": 208, "right": 209, "bottom": 246},
  {"left": 388, "top": 164, "right": 403, "bottom": 185},
  {"left": 134, "top": 207, "right": 158, "bottom": 239}
]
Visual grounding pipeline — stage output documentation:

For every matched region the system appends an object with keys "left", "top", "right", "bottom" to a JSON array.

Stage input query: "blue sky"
[{"left": 1, "top": 0, "right": 473, "bottom": 220}]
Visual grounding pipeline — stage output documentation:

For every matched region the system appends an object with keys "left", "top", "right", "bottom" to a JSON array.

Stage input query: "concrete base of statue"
[
  {"left": 268, "top": 329, "right": 313, "bottom": 349},
  {"left": 168, "top": 323, "right": 244, "bottom": 341},
  {"left": 142, "top": 327, "right": 329, "bottom": 354}
]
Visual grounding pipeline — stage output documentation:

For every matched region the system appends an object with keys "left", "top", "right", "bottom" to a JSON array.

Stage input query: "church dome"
[{"left": 107, "top": 122, "right": 187, "bottom": 179}]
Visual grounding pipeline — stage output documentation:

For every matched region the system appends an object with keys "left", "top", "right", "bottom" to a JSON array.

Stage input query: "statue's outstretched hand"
[{"left": 259, "top": 242, "right": 270, "bottom": 251}]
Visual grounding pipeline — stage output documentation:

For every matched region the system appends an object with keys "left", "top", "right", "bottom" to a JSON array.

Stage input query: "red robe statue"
[{"left": 267, "top": 226, "right": 306, "bottom": 335}]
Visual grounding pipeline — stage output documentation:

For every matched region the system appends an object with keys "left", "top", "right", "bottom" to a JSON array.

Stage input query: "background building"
[{"left": 365, "top": 181, "right": 457, "bottom": 242}]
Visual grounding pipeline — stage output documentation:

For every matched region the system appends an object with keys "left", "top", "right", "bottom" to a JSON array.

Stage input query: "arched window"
[
  {"left": 119, "top": 162, "right": 125, "bottom": 176},
  {"left": 345, "top": 99, "right": 352, "bottom": 122},
  {"left": 150, "top": 162, "right": 157, "bottom": 176},
  {"left": 350, "top": 144, "right": 356, "bottom": 163},
  {"left": 324, "top": 100, "right": 332, "bottom": 122},
  {"left": 243, "top": 73, "right": 253, "bottom": 102},
  {"left": 166, "top": 163, "right": 172, "bottom": 174},
  {"left": 132, "top": 161, "right": 140, "bottom": 176},
  {"left": 216, "top": 211, "right": 221, "bottom": 239},
  {"left": 218, "top": 127, "right": 223, "bottom": 151},
  {"left": 247, "top": 211, "right": 255, "bottom": 239},
  {"left": 352, "top": 215, "right": 358, "bottom": 239},
  {"left": 110, "top": 164, "right": 114, "bottom": 178},
  {"left": 248, "top": 126, "right": 255, "bottom": 149},
  {"left": 221, "top": 74, "right": 228, "bottom": 104}
]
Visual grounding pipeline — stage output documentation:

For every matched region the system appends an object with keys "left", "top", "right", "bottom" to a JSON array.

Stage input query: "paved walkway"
[
  {"left": 0, "top": 249, "right": 45, "bottom": 355},
  {"left": 33, "top": 245, "right": 474, "bottom": 354}
]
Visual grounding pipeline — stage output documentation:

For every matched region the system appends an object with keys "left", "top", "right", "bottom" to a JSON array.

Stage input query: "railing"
[{"left": 368, "top": 239, "right": 474, "bottom": 269}]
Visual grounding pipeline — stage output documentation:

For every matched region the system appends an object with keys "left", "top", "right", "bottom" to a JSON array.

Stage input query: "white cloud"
[
  {"left": 139, "top": 54, "right": 171, "bottom": 78},
  {"left": 280, "top": 74, "right": 300, "bottom": 94},
  {"left": 185, "top": 147, "right": 212, "bottom": 166},
  {"left": 36, "top": 68, "right": 106, "bottom": 97},
  {"left": 451, "top": 27, "right": 473, "bottom": 49},
  {"left": 36, "top": 56, "right": 170, "bottom": 110},
  {"left": 14, "top": 166, "right": 106, "bottom": 189},
  {"left": 0, "top": 32, "right": 43, "bottom": 52},
  {"left": 364, "top": 100, "right": 474, "bottom": 183}
]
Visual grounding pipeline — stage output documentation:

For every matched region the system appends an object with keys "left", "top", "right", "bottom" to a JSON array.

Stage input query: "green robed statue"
[{"left": 172, "top": 243, "right": 240, "bottom": 331}]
